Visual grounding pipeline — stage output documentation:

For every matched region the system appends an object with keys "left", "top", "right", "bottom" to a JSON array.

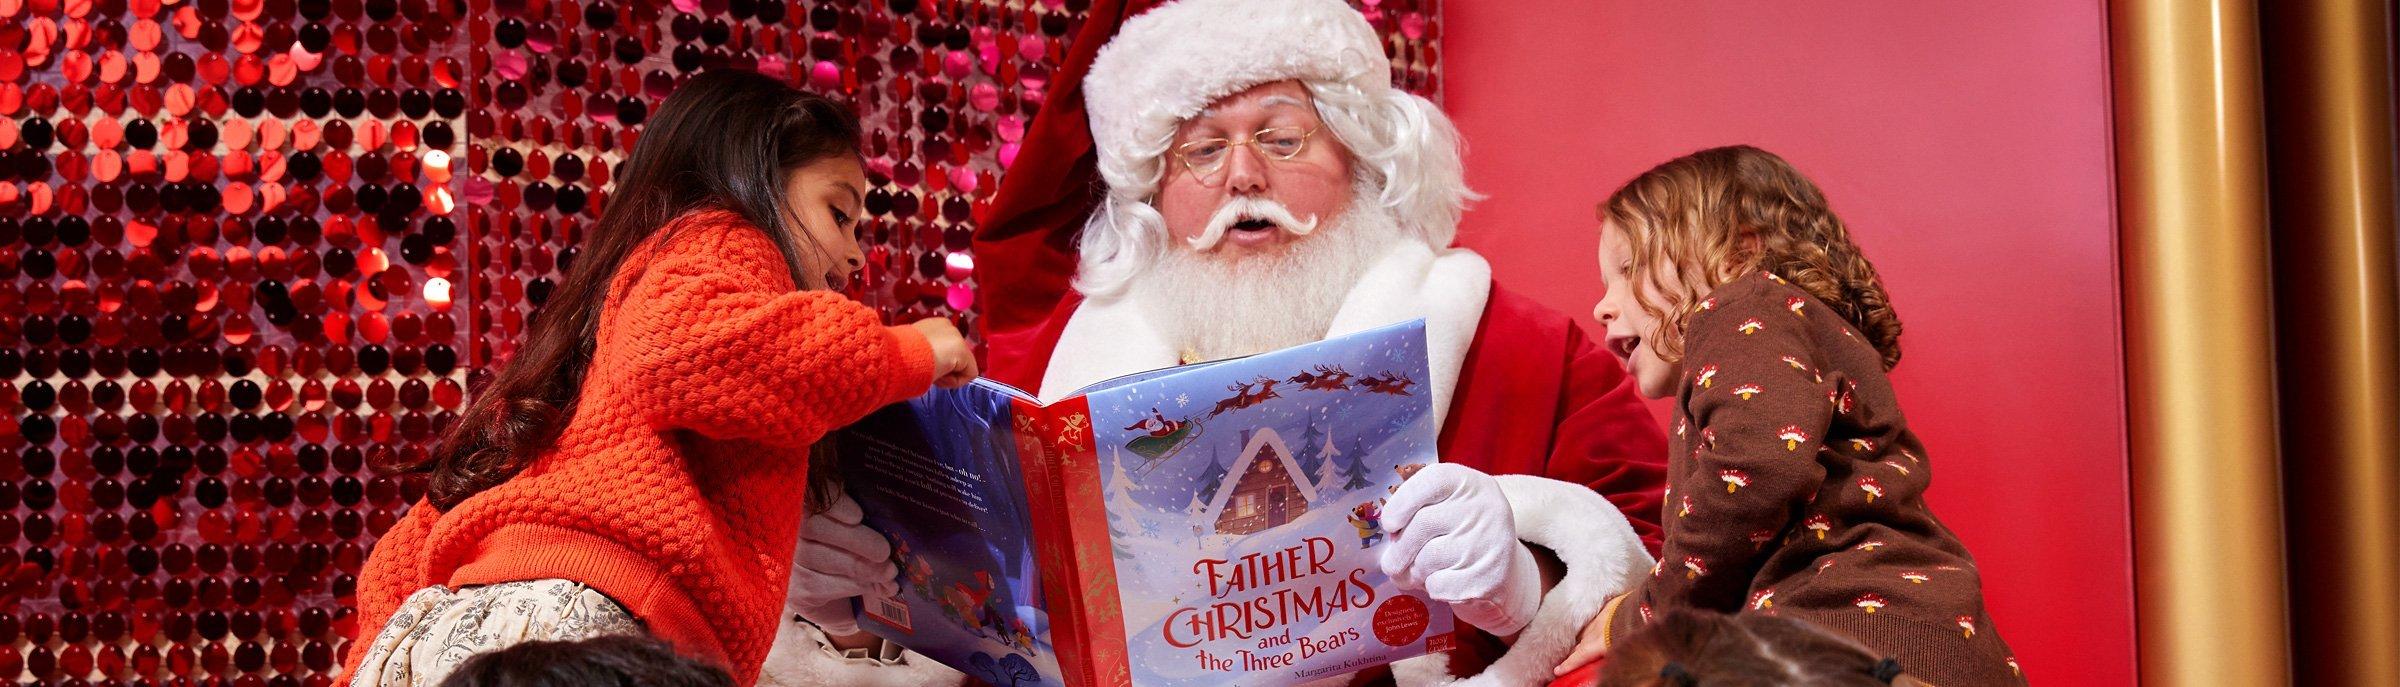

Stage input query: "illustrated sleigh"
[{"left": 1123, "top": 416, "right": 1205, "bottom": 476}]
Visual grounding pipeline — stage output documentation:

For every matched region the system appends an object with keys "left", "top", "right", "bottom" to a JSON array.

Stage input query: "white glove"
[
  {"left": 786, "top": 491, "right": 901, "bottom": 636},
  {"left": 1379, "top": 463, "right": 1543, "bottom": 636}
]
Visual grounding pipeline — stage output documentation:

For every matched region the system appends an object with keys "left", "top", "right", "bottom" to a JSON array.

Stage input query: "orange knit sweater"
[{"left": 343, "top": 209, "right": 936, "bottom": 684}]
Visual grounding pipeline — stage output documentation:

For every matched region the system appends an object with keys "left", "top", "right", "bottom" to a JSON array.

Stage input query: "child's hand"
[
  {"left": 1554, "top": 596, "right": 1618, "bottom": 676},
  {"left": 910, "top": 318, "right": 980, "bottom": 388}
]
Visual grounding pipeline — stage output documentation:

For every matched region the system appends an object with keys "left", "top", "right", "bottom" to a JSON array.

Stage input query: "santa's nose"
[{"left": 1221, "top": 144, "right": 1270, "bottom": 195}]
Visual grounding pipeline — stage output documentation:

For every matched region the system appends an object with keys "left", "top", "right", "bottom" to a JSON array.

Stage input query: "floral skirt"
[{"left": 347, "top": 579, "right": 646, "bottom": 687}]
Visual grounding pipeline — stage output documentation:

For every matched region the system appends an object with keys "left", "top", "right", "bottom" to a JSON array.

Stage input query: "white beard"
[{"left": 1130, "top": 184, "right": 1406, "bottom": 362}]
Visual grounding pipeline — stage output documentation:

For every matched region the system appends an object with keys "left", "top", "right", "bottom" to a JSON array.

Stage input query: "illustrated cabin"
[{"left": 1204, "top": 428, "right": 1323, "bottom": 535}]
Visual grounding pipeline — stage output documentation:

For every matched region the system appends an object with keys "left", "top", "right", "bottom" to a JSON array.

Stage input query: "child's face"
[
  {"left": 1593, "top": 223, "right": 1681, "bottom": 399},
  {"left": 782, "top": 155, "right": 870, "bottom": 291}
]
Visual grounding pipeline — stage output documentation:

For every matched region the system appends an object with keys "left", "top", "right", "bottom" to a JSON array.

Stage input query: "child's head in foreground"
[
  {"left": 1591, "top": 145, "right": 1902, "bottom": 399},
  {"left": 1597, "top": 609, "right": 1922, "bottom": 687},
  {"left": 436, "top": 635, "right": 734, "bottom": 687}
]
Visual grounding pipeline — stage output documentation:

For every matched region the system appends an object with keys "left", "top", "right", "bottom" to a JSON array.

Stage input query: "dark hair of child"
[
  {"left": 435, "top": 635, "right": 735, "bottom": 687},
  {"left": 396, "top": 68, "right": 863, "bottom": 511},
  {"left": 1595, "top": 609, "right": 1919, "bottom": 687}
]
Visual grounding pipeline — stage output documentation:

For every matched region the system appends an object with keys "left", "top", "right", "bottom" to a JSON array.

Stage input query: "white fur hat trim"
[{"left": 1083, "top": 0, "right": 1392, "bottom": 197}]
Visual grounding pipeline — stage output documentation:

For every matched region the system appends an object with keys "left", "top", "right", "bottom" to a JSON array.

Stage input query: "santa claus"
[{"left": 762, "top": 0, "right": 1665, "bottom": 685}]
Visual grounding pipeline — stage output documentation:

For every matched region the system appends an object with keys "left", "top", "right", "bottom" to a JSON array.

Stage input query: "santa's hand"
[
  {"left": 786, "top": 492, "right": 901, "bottom": 636},
  {"left": 1378, "top": 463, "right": 1542, "bottom": 636}
]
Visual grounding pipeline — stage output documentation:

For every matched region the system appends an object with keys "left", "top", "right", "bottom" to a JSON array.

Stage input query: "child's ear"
[
  {"left": 1720, "top": 234, "right": 1767, "bottom": 282},
  {"left": 1716, "top": 262, "right": 1748, "bottom": 284}
]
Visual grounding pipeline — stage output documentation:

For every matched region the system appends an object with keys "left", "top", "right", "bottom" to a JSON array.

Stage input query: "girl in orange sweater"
[{"left": 344, "top": 70, "right": 977, "bottom": 686}]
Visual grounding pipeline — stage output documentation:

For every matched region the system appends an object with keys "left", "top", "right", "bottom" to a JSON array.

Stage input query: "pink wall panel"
[{"left": 1441, "top": 3, "right": 2132, "bottom": 684}]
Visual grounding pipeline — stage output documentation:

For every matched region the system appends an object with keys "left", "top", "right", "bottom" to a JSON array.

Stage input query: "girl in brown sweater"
[{"left": 1554, "top": 146, "right": 2022, "bottom": 687}]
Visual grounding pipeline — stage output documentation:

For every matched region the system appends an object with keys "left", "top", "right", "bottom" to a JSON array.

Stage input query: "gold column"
[
  {"left": 2108, "top": 0, "right": 2294, "bottom": 684},
  {"left": 2263, "top": 0, "right": 2400, "bottom": 684}
]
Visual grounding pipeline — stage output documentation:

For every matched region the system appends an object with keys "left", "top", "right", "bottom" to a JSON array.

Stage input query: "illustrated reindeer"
[
  {"left": 1249, "top": 376, "right": 1283, "bottom": 403},
  {"left": 1358, "top": 371, "right": 1418, "bottom": 396},
  {"left": 1207, "top": 377, "right": 1286, "bottom": 417},
  {"left": 1290, "top": 364, "right": 1355, "bottom": 391},
  {"left": 1318, "top": 364, "right": 1356, "bottom": 389},
  {"left": 1208, "top": 380, "right": 1258, "bottom": 417}
]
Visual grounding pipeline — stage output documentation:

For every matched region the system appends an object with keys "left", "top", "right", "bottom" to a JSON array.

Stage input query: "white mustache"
[{"left": 1185, "top": 197, "right": 1320, "bottom": 251}]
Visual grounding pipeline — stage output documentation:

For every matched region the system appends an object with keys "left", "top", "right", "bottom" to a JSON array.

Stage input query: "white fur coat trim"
[
  {"left": 1039, "top": 240, "right": 1490, "bottom": 434},
  {"left": 1390, "top": 475, "right": 1657, "bottom": 687}
]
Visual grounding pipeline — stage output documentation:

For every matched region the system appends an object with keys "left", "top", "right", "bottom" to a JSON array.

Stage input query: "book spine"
[
  {"left": 1045, "top": 396, "right": 1132, "bottom": 686},
  {"left": 1011, "top": 398, "right": 1131, "bottom": 687}
]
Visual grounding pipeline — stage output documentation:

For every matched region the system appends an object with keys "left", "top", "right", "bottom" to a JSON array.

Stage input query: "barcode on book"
[{"left": 866, "top": 595, "right": 913, "bottom": 632}]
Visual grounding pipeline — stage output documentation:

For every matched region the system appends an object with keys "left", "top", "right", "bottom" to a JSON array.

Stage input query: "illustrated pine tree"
[
  {"left": 1195, "top": 447, "right": 1229, "bottom": 500},
  {"left": 1314, "top": 432, "right": 1345, "bottom": 495},
  {"left": 1106, "top": 450, "right": 1138, "bottom": 506},
  {"left": 1339, "top": 438, "right": 1374, "bottom": 492},
  {"left": 1182, "top": 492, "right": 1211, "bottom": 543},
  {"left": 1295, "top": 422, "right": 1328, "bottom": 475},
  {"left": 1105, "top": 452, "right": 1137, "bottom": 559},
  {"left": 1108, "top": 516, "right": 1133, "bottom": 559}
]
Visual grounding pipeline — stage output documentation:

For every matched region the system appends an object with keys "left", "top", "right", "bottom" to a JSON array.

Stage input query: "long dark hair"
[{"left": 396, "top": 70, "right": 863, "bottom": 510}]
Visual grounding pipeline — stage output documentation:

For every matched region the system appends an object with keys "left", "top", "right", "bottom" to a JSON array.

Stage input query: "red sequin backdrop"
[{"left": 0, "top": 0, "right": 1439, "bottom": 683}]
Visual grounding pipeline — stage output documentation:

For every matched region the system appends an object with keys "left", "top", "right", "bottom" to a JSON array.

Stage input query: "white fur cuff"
[
  {"left": 756, "top": 619, "right": 968, "bottom": 687},
  {"left": 1391, "top": 476, "right": 1656, "bottom": 687}
]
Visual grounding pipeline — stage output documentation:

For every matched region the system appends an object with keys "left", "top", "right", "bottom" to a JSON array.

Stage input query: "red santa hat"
[
  {"left": 1081, "top": 0, "right": 1395, "bottom": 199},
  {"left": 972, "top": 0, "right": 1164, "bottom": 349},
  {"left": 972, "top": 0, "right": 1449, "bottom": 383}
]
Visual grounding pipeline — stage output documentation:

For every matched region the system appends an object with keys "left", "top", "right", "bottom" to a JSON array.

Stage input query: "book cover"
[
  {"left": 833, "top": 320, "right": 1453, "bottom": 687},
  {"left": 834, "top": 383, "right": 1065, "bottom": 686},
  {"left": 1077, "top": 320, "right": 1456, "bottom": 685}
]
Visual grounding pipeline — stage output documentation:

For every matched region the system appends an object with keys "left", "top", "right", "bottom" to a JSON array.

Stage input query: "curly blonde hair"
[{"left": 1601, "top": 145, "right": 1904, "bottom": 369}]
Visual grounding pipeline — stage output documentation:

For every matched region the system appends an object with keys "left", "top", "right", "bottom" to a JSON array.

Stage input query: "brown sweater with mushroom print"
[{"left": 1600, "top": 272, "right": 2023, "bottom": 687}]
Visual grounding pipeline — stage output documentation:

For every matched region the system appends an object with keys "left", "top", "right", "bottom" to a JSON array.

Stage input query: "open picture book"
[{"left": 829, "top": 319, "right": 1457, "bottom": 687}]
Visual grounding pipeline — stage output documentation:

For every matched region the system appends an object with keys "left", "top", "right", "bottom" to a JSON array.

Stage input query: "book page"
[
  {"left": 973, "top": 376, "right": 1042, "bottom": 403},
  {"left": 833, "top": 384, "right": 1067, "bottom": 687},
  {"left": 1075, "top": 320, "right": 1457, "bottom": 686}
]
